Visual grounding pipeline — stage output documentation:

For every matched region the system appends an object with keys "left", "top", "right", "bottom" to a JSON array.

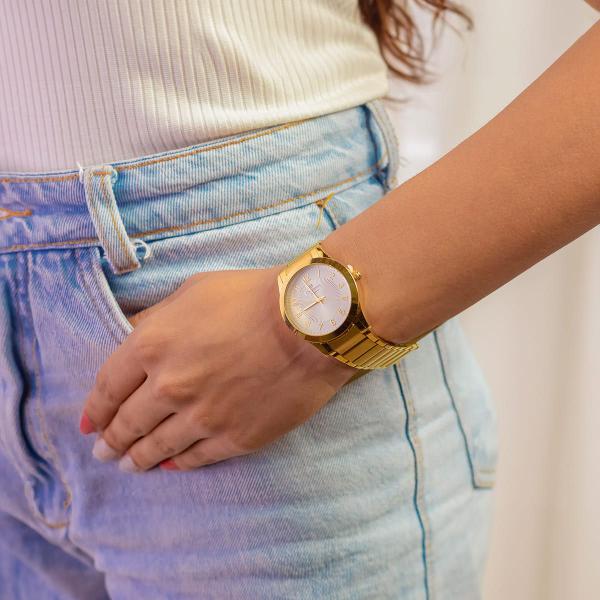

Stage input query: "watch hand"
[{"left": 298, "top": 296, "right": 325, "bottom": 314}]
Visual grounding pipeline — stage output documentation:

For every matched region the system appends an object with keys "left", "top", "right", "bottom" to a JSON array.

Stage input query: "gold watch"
[{"left": 277, "top": 241, "right": 433, "bottom": 382}]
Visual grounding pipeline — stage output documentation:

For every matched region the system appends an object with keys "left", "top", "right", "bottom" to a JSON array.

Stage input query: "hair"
[{"left": 358, "top": 0, "right": 473, "bottom": 86}]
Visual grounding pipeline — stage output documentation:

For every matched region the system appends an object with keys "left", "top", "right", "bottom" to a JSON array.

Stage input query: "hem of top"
[
  {"left": 0, "top": 90, "right": 391, "bottom": 180},
  {"left": 0, "top": 97, "right": 388, "bottom": 183}
]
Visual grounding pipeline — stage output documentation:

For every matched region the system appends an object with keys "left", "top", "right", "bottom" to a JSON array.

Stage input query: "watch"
[{"left": 277, "top": 241, "right": 433, "bottom": 382}]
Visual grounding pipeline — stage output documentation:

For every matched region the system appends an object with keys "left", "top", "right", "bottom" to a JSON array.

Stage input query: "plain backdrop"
[{"left": 383, "top": 2, "right": 599, "bottom": 599}]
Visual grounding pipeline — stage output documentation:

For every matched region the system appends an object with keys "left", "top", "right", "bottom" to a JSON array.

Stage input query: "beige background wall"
[{"left": 384, "top": 2, "right": 599, "bottom": 598}]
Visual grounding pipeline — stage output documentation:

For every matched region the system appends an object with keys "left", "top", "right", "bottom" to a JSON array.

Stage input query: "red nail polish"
[
  {"left": 79, "top": 412, "right": 96, "bottom": 434},
  {"left": 159, "top": 459, "right": 179, "bottom": 470}
]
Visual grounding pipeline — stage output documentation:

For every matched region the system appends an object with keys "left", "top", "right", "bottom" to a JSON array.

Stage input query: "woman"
[{"left": 0, "top": 1, "right": 598, "bottom": 598}]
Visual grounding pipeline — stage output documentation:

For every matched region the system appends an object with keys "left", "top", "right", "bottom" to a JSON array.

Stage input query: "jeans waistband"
[{"left": 0, "top": 98, "right": 399, "bottom": 274}]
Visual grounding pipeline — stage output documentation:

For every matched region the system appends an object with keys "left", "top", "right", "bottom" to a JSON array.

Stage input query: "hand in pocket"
[{"left": 79, "top": 264, "right": 356, "bottom": 472}]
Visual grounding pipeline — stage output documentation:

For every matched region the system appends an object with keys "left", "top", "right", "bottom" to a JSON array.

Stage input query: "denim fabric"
[{"left": 0, "top": 99, "right": 498, "bottom": 599}]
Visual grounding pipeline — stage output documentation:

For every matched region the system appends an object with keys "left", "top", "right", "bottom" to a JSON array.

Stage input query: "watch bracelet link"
[
  {"left": 312, "top": 320, "right": 422, "bottom": 370},
  {"left": 315, "top": 319, "right": 437, "bottom": 385}
]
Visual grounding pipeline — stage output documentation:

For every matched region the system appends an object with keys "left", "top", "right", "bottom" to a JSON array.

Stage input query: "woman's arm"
[
  {"left": 321, "top": 20, "right": 600, "bottom": 344},
  {"left": 80, "top": 19, "right": 599, "bottom": 474}
]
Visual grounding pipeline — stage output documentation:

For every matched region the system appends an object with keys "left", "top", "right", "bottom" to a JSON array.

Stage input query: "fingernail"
[
  {"left": 119, "top": 454, "right": 141, "bottom": 473},
  {"left": 79, "top": 412, "right": 96, "bottom": 435},
  {"left": 92, "top": 437, "right": 120, "bottom": 462},
  {"left": 159, "top": 459, "right": 180, "bottom": 470}
]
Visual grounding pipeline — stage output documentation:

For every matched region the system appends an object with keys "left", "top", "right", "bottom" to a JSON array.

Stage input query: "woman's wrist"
[{"left": 318, "top": 229, "right": 434, "bottom": 345}]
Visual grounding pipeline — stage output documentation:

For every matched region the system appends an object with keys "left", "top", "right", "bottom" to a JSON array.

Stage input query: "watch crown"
[{"left": 347, "top": 264, "right": 361, "bottom": 280}]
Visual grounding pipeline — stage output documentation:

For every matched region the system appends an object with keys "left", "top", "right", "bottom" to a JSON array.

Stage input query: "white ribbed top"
[{"left": 0, "top": 0, "right": 390, "bottom": 172}]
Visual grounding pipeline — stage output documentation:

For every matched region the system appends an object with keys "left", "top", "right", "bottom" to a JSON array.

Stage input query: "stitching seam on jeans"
[
  {"left": 9, "top": 255, "right": 66, "bottom": 529},
  {"left": 316, "top": 197, "right": 340, "bottom": 229},
  {"left": 76, "top": 248, "right": 134, "bottom": 344},
  {"left": 394, "top": 362, "right": 433, "bottom": 600},
  {"left": 0, "top": 119, "right": 308, "bottom": 184},
  {"left": 125, "top": 159, "right": 385, "bottom": 238},
  {"left": 13, "top": 256, "right": 48, "bottom": 469},
  {"left": 0, "top": 207, "right": 33, "bottom": 220},
  {"left": 434, "top": 328, "right": 495, "bottom": 489},
  {"left": 28, "top": 260, "right": 74, "bottom": 514},
  {"left": 314, "top": 193, "right": 336, "bottom": 230},
  {"left": 12, "top": 256, "right": 68, "bottom": 527},
  {"left": 366, "top": 100, "right": 391, "bottom": 188},
  {"left": 1, "top": 173, "right": 76, "bottom": 184},
  {"left": 368, "top": 99, "right": 400, "bottom": 189},
  {"left": 24, "top": 252, "right": 73, "bottom": 524},
  {"left": 116, "top": 119, "right": 309, "bottom": 171},
  {"left": 436, "top": 327, "right": 495, "bottom": 488},
  {"left": 0, "top": 155, "right": 386, "bottom": 253}
]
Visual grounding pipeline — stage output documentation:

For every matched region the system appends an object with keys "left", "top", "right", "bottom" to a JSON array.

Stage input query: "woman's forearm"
[{"left": 320, "top": 20, "right": 600, "bottom": 344}]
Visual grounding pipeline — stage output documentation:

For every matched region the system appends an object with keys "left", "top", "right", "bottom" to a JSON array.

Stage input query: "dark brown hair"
[{"left": 358, "top": 0, "right": 473, "bottom": 85}]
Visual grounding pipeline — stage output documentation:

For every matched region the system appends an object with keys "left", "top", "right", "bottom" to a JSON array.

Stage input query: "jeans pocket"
[
  {"left": 77, "top": 246, "right": 136, "bottom": 344},
  {"left": 433, "top": 318, "right": 499, "bottom": 489},
  {"left": 76, "top": 199, "right": 337, "bottom": 344}
]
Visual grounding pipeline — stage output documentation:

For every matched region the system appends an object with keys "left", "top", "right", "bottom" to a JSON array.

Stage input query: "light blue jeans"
[{"left": 0, "top": 99, "right": 498, "bottom": 599}]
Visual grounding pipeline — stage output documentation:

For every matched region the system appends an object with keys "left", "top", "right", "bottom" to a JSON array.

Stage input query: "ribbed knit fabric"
[{"left": 0, "top": 0, "right": 390, "bottom": 172}]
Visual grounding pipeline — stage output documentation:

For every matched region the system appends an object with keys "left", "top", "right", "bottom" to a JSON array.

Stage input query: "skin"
[
  {"left": 80, "top": 14, "right": 599, "bottom": 472},
  {"left": 81, "top": 267, "right": 356, "bottom": 471}
]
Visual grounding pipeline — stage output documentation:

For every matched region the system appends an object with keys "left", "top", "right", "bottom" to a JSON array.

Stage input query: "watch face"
[{"left": 284, "top": 262, "right": 352, "bottom": 335}]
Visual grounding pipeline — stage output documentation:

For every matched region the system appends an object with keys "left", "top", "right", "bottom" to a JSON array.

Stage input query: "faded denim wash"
[{"left": 0, "top": 98, "right": 498, "bottom": 599}]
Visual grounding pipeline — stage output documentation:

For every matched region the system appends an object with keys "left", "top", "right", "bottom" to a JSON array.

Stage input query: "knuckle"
[
  {"left": 227, "top": 430, "right": 257, "bottom": 454},
  {"left": 190, "top": 446, "right": 216, "bottom": 466},
  {"left": 94, "top": 368, "right": 108, "bottom": 394},
  {"left": 175, "top": 458, "right": 192, "bottom": 471},
  {"left": 126, "top": 449, "right": 148, "bottom": 471},
  {"left": 152, "top": 437, "right": 178, "bottom": 457},
  {"left": 116, "top": 410, "right": 146, "bottom": 439},
  {"left": 190, "top": 410, "right": 221, "bottom": 435},
  {"left": 151, "top": 376, "right": 187, "bottom": 402},
  {"left": 101, "top": 429, "right": 124, "bottom": 453},
  {"left": 94, "top": 368, "right": 119, "bottom": 408},
  {"left": 132, "top": 330, "right": 163, "bottom": 363}
]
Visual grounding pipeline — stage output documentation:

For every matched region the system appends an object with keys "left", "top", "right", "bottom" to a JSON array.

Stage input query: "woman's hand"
[{"left": 79, "top": 264, "right": 357, "bottom": 472}]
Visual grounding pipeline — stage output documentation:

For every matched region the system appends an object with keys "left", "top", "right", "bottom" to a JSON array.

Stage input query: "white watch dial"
[{"left": 284, "top": 263, "right": 352, "bottom": 335}]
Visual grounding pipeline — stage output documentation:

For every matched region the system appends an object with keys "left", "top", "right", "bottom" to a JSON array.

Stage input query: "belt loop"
[
  {"left": 79, "top": 163, "right": 141, "bottom": 275},
  {"left": 364, "top": 98, "right": 400, "bottom": 192}
]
